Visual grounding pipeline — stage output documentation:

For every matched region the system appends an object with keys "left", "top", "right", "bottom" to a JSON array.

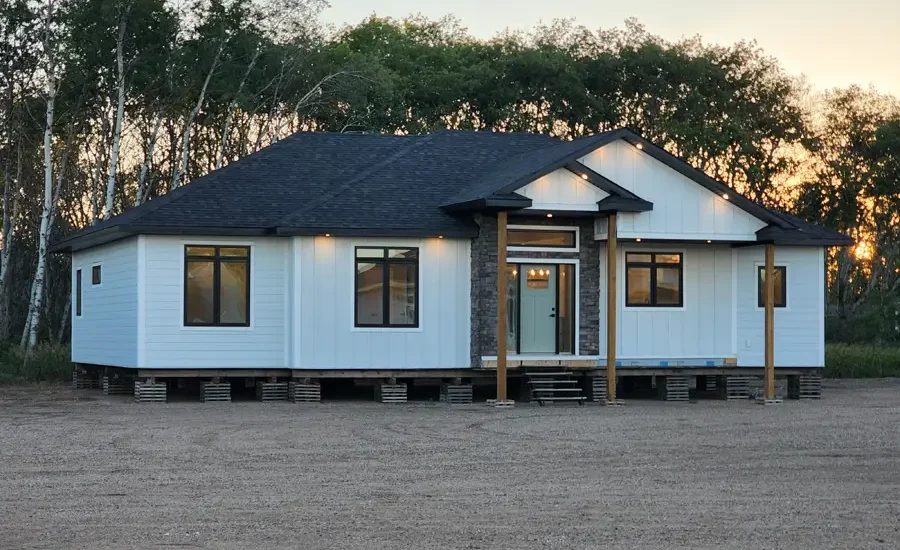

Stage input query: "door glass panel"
[
  {"left": 507, "top": 266, "right": 519, "bottom": 353},
  {"left": 557, "top": 264, "right": 574, "bottom": 354}
]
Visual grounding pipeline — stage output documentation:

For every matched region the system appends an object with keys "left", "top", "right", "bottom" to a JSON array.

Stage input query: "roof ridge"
[{"left": 273, "top": 135, "right": 436, "bottom": 228}]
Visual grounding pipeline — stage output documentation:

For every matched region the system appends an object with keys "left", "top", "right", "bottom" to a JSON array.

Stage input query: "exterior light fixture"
[
  {"left": 325, "top": 233, "right": 331, "bottom": 237},
  {"left": 581, "top": 173, "right": 589, "bottom": 180},
  {"left": 546, "top": 213, "right": 553, "bottom": 218},
  {"left": 512, "top": 269, "right": 518, "bottom": 276},
  {"left": 722, "top": 193, "right": 729, "bottom": 200},
  {"left": 438, "top": 235, "right": 443, "bottom": 239},
  {"left": 635, "top": 143, "right": 644, "bottom": 150},
  {"left": 706, "top": 240, "right": 712, "bottom": 243},
  {"left": 635, "top": 238, "right": 642, "bottom": 242}
]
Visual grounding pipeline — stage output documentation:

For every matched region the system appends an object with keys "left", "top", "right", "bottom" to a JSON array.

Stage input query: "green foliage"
[
  {"left": 0, "top": 345, "right": 72, "bottom": 385},
  {"left": 825, "top": 343, "right": 900, "bottom": 378}
]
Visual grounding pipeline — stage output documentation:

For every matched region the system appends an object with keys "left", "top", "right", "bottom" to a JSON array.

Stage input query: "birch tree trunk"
[
  {"left": 22, "top": 77, "right": 56, "bottom": 350},
  {"left": 216, "top": 48, "right": 259, "bottom": 170},
  {"left": 104, "top": 18, "right": 127, "bottom": 220},
  {"left": 0, "top": 135, "right": 21, "bottom": 342},
  {"left": 171, "top": 39, "right": 226, "bottom": 189},
  {"left": 135, "top": 111, "right": 163, "bottom": 205}
]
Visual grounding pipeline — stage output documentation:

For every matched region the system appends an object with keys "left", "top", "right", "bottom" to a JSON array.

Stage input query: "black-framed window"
[
  {"left": 75, "top": 269, "right": 82, "bottom": 317},
  {"left": 757, "top": 266, "right": 787, "bottom": 308},
  {"left": 508, "top": 228, "right": 577, "bottom": 248},
  {"left": 184, "top": 245, "right": 250, "bottom": 327},
  {"left": 625, "top": 252, "right": 683, "bottom": 307},
  {"left": 355, "top": 247, "right": 419, "bottom": 327},
  {"left": 91, "top": 265, "right": 102, "bottom": 285}
]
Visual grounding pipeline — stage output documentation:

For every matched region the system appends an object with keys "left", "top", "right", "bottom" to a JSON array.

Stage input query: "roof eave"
[
  {"left": 441, "top": 196, "right": 532, "bottom": 213},
  {"left": 274, "top": 226, "right": 479, "bottom": 238},
  {"left": 596, "top": 196, "right": 654, "bottom": 213}
]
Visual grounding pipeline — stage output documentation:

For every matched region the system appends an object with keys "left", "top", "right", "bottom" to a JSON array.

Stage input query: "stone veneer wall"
[{"left": 469, "top": 214, "right": 601, "bottom": 368}]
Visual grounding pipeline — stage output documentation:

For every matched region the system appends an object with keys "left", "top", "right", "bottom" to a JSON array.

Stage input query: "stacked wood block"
[
  {"left": 588, "top": 377, "right": 608, "bottom": 402},
  {"left": 201, "top": 381, "right": 231, "bottom": 402},
  {"left": 658, "top": 376, "right": 689, "bottom": 401},
  {"left": 72, "top": 368, "right": 99, "bottom": 390},
  {"left": 375, "top": 383, "right": 407, "bottom": 404},
  {"left": 134, "top": 380, "right": 167, "bottom": 403},
  {"left": 440, "top": 384, "right": 473, "bottom": 405},
  {"left": 788, "top": 374, "right": 822, "bottom": 399},
  {"left": 102, "top": 375, "right": 134, "bottom": 396},
  {"left": 289, "top": 381, "right": 321, "bottom": 403},
  {"left": 718, "top": 376, "right": 751, "bottom": 400},
  {"left": 256, "top": 381, "right": 289, "bottom": 401}
]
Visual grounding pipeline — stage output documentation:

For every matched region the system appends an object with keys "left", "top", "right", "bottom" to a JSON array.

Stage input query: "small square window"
[
  {"left": 758, "top": 266, "right": 787, "bottom": 308},
  {"left": 91, "top": 265, "right": 102, "bottom": 286}
]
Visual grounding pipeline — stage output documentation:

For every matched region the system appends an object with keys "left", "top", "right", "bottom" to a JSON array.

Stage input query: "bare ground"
[{"left": 1, "top": 379, "right": 899, "bottom": 550}]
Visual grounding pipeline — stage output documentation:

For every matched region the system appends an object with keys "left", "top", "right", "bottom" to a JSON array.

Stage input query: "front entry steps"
[{"left": 524, "top": 368, "right": 586, "bottom": 406}]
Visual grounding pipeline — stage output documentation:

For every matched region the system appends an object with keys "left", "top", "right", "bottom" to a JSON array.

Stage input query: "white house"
[{"left": 53, "top": 128, "right": 850, "bottom": 403}]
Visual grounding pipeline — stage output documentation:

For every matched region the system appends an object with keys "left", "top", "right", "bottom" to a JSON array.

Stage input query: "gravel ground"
[{"left": 1, "top": 379, "right": 899, "bottom": 550}]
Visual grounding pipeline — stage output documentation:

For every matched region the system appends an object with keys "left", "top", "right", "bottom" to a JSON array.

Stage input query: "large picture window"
[
  {"left": 508, "top": 228, "right": 577, "bottom": 249},
  {"left": 625, "top": 252, "right": 683, "bottom": 307},
  {"left": 355, "top": 247, "right": 418, "bottom": 328},
  {"left": 757, "top": 266, "right": 787, "bottom": 308},
  {"left": 184, "top": 245, "right": 250, "bottom": 327}
]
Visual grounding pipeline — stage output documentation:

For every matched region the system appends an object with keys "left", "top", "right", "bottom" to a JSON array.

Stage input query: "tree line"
[{"left": 1, "top": 2, "right": 898, "bottom": 351}]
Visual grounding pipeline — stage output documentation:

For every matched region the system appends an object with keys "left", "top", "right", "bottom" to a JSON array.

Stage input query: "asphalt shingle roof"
[{"left": 52, "top": 128, "right": 851, "bottom": 251}]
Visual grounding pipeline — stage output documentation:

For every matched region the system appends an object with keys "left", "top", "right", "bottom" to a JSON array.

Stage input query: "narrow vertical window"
[
  {"left": 75, "top": 269, "right": 82, "bottom": 317},
  {"left": 355, "top": 247, "right": 419, "bottom": 327},
  {"left": 91, "top": 265, "right": 102, "bottom": 285},
  {"left": 184, "top": 246, "right": 250, "bottom": 326},
  {"left": 757, "top": 266, "right": 787, "bottom": 308}
]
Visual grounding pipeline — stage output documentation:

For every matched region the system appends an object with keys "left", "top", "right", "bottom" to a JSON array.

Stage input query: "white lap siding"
[
  {"left": 71, "top": 237, "right": 138, "bottom": 367},
  {"left": 141, "top": 235, "right": 288, "bottom": 369},
  {"left": 293, "top": 236, "right": 471, "bottom": 370},
  {"left": 736, "top": 246, "right": 825, "bottom": 367}
]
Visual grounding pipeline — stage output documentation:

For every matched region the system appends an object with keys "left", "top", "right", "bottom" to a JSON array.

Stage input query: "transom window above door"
[
  {"left": 507, "top": 225, "right": 578, "bottom": 252},
  {"left": 625, "top": 252, "right": 683, "bottom": 307}
]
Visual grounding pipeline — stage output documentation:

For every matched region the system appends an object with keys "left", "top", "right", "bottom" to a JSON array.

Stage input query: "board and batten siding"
[
  {"left": 736, "top": 246, "right": 825, "bottom": 367},
  {"left": 293, "top": 236, "right": 470, "bottom": 369},
  {"left": 141, "top": 235, "right": 288, "bottom": 369},
  {"left": 518, "top": 168, "right": 608, "bottom": 211},
  {"left": 599, "top": 243, "right": 734, "bottom": 363},
  {"left": 584, "top": 140, "right": 767, "bottom": 241},
  {"left": 71, "top": 237, "right": 139, "bottom": 367}
]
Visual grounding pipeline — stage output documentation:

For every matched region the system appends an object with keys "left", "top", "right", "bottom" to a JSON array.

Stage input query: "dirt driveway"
[{"left": 1, "top": 379, "right": 899, "bottom": 549}]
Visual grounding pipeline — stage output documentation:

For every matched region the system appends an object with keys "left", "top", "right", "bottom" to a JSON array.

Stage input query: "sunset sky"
[{"left": 323, "top": 0, "right": 900, "bottom": 96}]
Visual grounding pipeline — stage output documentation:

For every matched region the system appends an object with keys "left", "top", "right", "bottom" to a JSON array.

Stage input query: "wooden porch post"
[
  {"left": 496, "top": 211, "right": 508, "bottom": 403},
  {"left": 764, "top": 243, "right": 776, "bottom": 400},
  {"left": 606, "top": 213, "right": 617, "bottom": 403}
]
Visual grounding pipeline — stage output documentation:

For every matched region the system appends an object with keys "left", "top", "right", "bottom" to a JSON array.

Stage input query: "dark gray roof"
[{"left": 51, "top": 128, "right": 850, "bottom": 252}]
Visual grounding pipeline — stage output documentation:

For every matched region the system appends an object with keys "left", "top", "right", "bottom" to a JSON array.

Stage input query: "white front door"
[{"left": 519, "top": 264, "right": 557, "bottom": 353}]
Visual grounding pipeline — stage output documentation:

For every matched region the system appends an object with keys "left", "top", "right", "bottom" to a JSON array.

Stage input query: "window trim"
[
  {"left": 507, "top": 224, "right": 580, "bottom": 253},
  {"left": 354, "top": 246, "right": 420, "bottom": 329},
  {"left": 75, "top": 269, "right": 82, "bottom": 318},
  {"left": 91, "top": 263, "right": 102, "bottom": 287},
  {"left": 624, "top": 251, "right": 684, "bottom": 308},
  {"left": 183, "top": 245, "right": 251, "bottom": 328},
  {"left": 756, "top": 265, "right": 788, "bottom": 309}
]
